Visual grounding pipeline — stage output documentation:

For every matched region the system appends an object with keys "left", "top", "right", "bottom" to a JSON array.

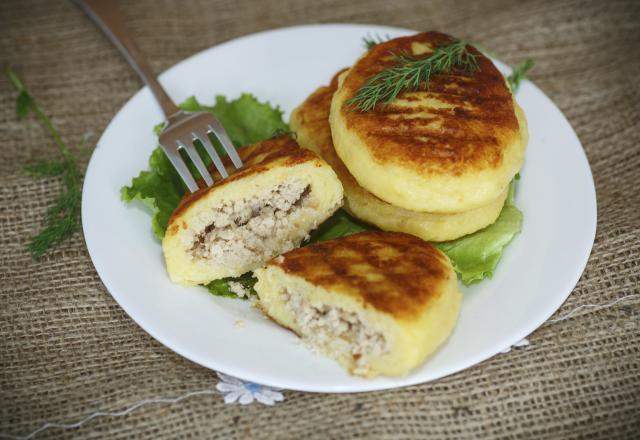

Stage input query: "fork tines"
[{"left": 160, "top": 113, "right": 244, "bottom": 193}]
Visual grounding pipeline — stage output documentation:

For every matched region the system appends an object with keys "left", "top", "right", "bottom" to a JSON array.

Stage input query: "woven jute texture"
[{"left": 1, "top": 0, "right": 639, "bottom": 438}]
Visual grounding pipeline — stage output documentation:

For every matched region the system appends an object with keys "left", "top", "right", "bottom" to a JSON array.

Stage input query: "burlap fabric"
[{"left": 1, "top": 0, "right": 639, "bottom": 438}]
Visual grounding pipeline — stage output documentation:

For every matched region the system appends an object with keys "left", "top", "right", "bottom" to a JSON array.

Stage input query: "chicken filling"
[
  {"left": 282, "top": 289, "right": 389, "bottom": 372},
  {"left": 190, "top": 180, "right": 312, "bottom": 268}
]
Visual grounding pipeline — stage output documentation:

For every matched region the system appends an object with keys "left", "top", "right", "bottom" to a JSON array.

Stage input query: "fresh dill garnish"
[
  {"left": 347, "top": 39, "right": 480, "bottom": 112},
  {"left": 4, "top": 64, "right": 86, "bottom": 258},
  {"left": 506, "top": 59, "right": 534, "bottom": 93},
  {"left": 362, "top": 33, "right": 391, "bottom": 49}
]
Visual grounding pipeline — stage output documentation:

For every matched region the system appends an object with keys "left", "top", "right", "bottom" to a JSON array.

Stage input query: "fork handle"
[{"left": 74, "top": 0, "right": 180, "bottom": 117}]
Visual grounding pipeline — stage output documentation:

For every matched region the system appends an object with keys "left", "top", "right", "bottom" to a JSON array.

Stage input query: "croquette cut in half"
[
  {"left": 254, "top": 231, "right": 461, "bottom": 378},
  {"left": 162, "top": 136, "right": 343, "bottom": 286},
  {"left": 330, "top": 31, "right": 528, "bottom": 214},
  {"left": 291, "top": 70, "right": 508, "bottom": 241}
]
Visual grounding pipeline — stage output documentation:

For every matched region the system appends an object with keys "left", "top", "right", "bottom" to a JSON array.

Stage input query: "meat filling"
[
  {"left": 282, "top": 289, "right": 389, "bottom": 372},
  {"left": 190, "top": 180, "right": 313, "bottom": 268}
]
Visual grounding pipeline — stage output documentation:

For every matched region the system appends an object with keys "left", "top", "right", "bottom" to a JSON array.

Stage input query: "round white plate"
[{"left": 82, "top": 24, "right": 597, "bottom": 393}]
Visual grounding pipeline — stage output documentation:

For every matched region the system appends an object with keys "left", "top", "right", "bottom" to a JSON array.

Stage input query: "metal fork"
[{"left": 75, "top": 0, "right": 242, "bottom": 192}]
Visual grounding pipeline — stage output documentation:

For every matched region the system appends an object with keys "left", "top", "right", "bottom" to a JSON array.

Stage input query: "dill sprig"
[
  {"left": 347, "top": 39, "right": 480, "bottom": 112},
  {"left": 506, "top": 59, "right": 534, "bottom": 93},
  {"left": 4, "top": 64, "right": 85, "bottom": 258},
  {"left": 362, "top": 33, "right": 391, "bottom": 49}
]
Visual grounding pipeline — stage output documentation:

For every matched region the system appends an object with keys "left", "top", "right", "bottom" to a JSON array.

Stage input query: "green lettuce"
[
  {"left": 436, "top": 180, "right": 523, "bottom": 284},
  {"left": 121, "top": 146, "right": 185, "bottom": 239},
  {"left": 206, "top": 272, "right": 258, "bottom": 299}
]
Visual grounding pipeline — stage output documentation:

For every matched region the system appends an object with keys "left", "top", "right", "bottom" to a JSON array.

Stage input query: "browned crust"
[
  {"left": 292, "top": 69, "right": 389, "bottom": 205},
  {"left": 339, "top": 31, "right": 520, "bottom": 175},
  {"left": 270, "top": 231, "right": 453, "bottom": 320},
  {"left": 166, "top": 136, "right": 323, "bottom": 236},
  {"left": 295, "top": 68, "right": 348, "bottom": 137}
]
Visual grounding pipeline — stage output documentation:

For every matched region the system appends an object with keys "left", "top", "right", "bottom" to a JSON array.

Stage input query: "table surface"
[{"left": 1, "top": 0, "right": 639, "bottom": 438}]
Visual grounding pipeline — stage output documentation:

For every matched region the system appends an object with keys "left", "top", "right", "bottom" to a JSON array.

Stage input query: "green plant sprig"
[
  {"left": 506, "top": 59, "right": 534, "bottom": 93},
  {"left": 4, "top": 64, "right": 85, "bottom": 258},
  {"left": 347, "top": 39, "right": 480, "bottom": 112}
]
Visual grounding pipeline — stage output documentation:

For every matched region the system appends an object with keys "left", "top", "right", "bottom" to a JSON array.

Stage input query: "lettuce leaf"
[
  {"left": 206, "top": 272, "right": 258, "bottom": 299},
  {"left": 121, "top": 94, "right": 289, "bottom": 240},
  {"left": 121, "top": 145, "right": 186, "bottom": 239},
  {"left": 436, "top": 180, "right": 523, "bottom": 284}
]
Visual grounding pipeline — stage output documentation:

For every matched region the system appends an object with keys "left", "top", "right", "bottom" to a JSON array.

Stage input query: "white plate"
[{"left": 82, "top": 24, "right": 597, "bottom": 393}]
